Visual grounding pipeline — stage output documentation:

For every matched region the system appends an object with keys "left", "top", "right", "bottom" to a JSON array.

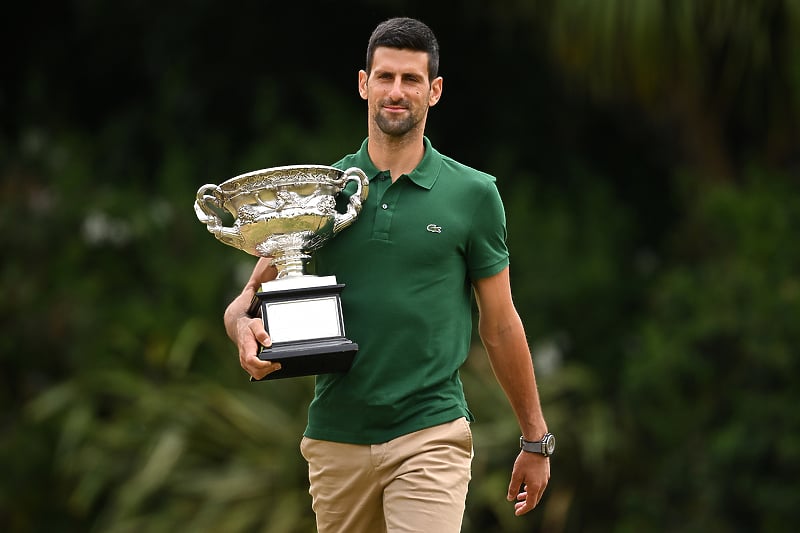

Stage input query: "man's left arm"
[{"left": 473, "top": 266, "right": 551, "bottom": 516}]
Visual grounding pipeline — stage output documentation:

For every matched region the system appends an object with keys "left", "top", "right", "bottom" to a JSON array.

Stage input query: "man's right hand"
[
  {"left": 236, "top": 315, "right": 282, "bottom": 380},
  {"left": 224, "top": 257, "right": 281, "bottom": 380}
]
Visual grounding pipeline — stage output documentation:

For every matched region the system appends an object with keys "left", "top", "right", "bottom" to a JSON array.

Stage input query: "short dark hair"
[{"left": 365, "top": 17, "right": 440, "bottom": 82}]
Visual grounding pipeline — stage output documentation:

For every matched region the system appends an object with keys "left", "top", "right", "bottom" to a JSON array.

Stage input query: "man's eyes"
[{"left": 376, "top": 73, "right": 423, "bottom": 83}]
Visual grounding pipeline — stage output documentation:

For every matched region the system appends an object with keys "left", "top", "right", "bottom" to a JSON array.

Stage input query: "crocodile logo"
[{"left": 426, "top": 224, "right": 442, "bottom": 234}]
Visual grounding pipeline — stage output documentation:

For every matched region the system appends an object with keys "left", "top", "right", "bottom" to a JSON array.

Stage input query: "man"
[{"left": 224, "top": 17, "right": 551, "bottom": 532}]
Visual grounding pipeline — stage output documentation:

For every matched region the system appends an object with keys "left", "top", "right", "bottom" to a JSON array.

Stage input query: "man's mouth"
[{"left": 382, "top": 101, "right": 409, "bottom": 113}]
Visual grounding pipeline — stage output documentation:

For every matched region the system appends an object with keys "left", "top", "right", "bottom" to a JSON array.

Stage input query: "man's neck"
[{"left": 367, "top": 129, "right": 426, "bottom": 182}]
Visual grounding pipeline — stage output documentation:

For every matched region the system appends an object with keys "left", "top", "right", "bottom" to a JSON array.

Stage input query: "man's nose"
[{"left": 388, "top": 78, "right": 404, "bottom": 99}]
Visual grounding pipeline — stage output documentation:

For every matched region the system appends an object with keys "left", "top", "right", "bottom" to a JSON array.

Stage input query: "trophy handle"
[
  {"left": 194, "top": 184, "right": 246, "bottom": 249},
  {"left": 333, "top": 167, "right": 369, "bottom": 234}
]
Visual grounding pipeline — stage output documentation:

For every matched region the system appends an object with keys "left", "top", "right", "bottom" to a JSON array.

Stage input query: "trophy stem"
[{"left": 271, "top": 248, "right": 311, "bottom": 279}]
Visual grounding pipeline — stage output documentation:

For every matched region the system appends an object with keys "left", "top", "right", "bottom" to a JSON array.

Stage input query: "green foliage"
[
  {"left": 27, "top": 371, "right": 316, "bottom": 533},
  {"left": 616, "top": 174, "right": 800, "bottom": 532}
]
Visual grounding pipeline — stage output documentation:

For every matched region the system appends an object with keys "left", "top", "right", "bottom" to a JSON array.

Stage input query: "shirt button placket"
[{"left": 373, "top": 178, "right": 397, "bottom": 240}]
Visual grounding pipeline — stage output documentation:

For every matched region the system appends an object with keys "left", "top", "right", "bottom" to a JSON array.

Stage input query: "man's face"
[{"left": 359, "top": 47, "right": 442, "bottom": 137}]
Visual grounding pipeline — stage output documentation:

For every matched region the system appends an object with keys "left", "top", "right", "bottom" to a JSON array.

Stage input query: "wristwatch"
[{"left": 520, "top": 433, "right": 556, "bottom": 457}]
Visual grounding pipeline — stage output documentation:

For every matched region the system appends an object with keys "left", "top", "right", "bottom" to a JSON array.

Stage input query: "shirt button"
[{"left": 381, "top": 203, "right": 388, "bottom": 209}]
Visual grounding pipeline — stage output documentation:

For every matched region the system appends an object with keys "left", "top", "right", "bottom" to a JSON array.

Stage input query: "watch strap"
[{"left": 520, "top": 433, "right": 555, "bottom": 456}]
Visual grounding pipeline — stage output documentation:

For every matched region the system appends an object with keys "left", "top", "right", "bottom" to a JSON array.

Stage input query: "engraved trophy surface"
[{"left": 195, "top": 165, "right": 369, "bottom": 380}]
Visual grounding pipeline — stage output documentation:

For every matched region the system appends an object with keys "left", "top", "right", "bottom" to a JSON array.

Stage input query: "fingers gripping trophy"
[{"left": 194, "top": 165, "right": 369, "bottom": 380}]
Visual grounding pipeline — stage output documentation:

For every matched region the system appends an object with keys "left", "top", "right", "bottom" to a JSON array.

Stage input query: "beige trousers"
[{"left": 300, "top": 417, "right": 474, "bottom": 533}]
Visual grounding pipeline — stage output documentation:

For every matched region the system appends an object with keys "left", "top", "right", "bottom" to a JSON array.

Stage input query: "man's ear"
[
  {"left": 358, "top": 70, "right": 369, "bottom": 100},
  {"left": 429, "top": 76, "right": 443, "bottom": 106}
]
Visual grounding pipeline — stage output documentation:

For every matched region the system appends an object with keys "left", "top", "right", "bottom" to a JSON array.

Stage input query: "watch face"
[{"left": 545, "top": 434, "right": 556, "bottom": 455}]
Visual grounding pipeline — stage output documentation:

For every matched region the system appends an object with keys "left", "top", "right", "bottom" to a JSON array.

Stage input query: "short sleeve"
[{"left": 466, "top": 180, "right": 509, "bottom": 281}]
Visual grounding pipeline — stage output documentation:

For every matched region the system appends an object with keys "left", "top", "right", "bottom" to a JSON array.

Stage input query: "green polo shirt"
[{"left": 304, "top": 137, "right": 509, "bottom": 444}]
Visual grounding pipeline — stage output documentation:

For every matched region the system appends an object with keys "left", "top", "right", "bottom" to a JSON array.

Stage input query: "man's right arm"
[{"left": 223, "top": 257, "right": 282, "bottom": 380}]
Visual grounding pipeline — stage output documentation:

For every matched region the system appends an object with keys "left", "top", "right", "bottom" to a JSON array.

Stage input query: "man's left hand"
[{"left": 506, "top": 450, "right": 550, "bottom": 516}]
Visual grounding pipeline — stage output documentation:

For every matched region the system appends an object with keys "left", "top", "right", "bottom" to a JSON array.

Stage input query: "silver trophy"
[{"left": 195, "top": 165, "right": 369, "bottom": 380}]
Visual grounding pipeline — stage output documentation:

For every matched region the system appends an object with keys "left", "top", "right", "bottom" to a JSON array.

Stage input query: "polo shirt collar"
[{"left": 351, "top": 136, "right": 442, "bottom": 190}]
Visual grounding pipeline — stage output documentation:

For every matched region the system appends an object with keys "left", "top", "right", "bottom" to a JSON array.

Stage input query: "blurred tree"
[
  {"left": 494, "top": 0, "right": 800, "bottom": 182},
  {"left": 617, "top": 172, "right": 800, "bottom": 531}
]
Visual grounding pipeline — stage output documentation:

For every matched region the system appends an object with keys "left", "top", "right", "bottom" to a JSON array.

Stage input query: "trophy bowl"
[{"left": 194, "top": 165, "right": 369, "bottom": 278}]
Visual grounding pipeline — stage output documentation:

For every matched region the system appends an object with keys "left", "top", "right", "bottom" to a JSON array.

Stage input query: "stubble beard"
[{"left": 373, "top": 100, "right": 428, "bottom": 138}]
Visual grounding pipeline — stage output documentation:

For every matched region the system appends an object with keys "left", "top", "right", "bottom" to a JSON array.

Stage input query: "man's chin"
[{"left": 376, "top": 118, "right": 415, "bottom": 137}]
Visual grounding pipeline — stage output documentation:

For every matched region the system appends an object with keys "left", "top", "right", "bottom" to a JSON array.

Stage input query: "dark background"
[{"left": 2, "top": 1, "right": 799, "bottom": 532}]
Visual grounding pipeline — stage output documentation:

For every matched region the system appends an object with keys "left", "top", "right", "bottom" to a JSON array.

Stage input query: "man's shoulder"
[
  {"left": 331, "top": 152, "right": 357, "bottom": 169},
  {"left": 331, "top": 138, "right": 370, "bottom": 170},
  {"left": 438, "top": 152, "right": 498, "bottom": 188}
]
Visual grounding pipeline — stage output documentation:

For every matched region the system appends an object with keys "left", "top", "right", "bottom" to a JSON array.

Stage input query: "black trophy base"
[
  {"left": 248, "top": 278, "right": 358, "bottom": 381},
  {"left": 254, "top": 339, "right": 358, "bottom": 380}
]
